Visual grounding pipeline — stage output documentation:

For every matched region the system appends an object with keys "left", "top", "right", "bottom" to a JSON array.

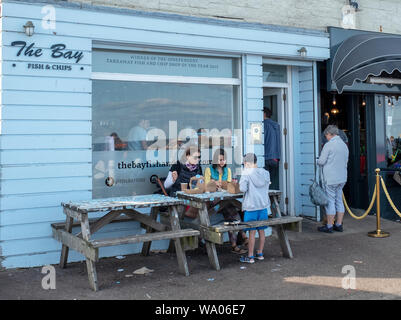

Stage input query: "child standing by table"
[{"left": 239, "top": 153, "right": 271, "bottom": 264}]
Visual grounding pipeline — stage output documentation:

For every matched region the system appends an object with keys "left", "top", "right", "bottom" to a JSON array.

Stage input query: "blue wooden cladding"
[
  {"left": 0, "top": 0, "right": 329, "bottom": 268},
  {"left": 293, "top": 66, "right": 318, "bottom": 218}
]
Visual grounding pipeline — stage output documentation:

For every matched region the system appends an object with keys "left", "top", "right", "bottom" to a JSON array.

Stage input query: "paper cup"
[{"left": 181, "top": 183, "right": 188, "bottom": 191}]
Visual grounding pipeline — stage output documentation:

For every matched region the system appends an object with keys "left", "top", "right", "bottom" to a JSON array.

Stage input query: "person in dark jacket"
[
  {"left": 164, "top": 146, "right": 202, "bottom": 218},
  {"left": 263, "top": 107, "right": 281, "bottom": 189}
]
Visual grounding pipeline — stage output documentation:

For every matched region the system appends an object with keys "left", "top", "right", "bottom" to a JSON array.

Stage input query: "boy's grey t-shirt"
[{"left": 239, "top": 167, "right": 271, "bottom": 211}]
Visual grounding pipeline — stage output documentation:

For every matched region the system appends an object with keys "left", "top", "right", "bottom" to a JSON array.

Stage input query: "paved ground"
[{"left": 1, "top": 214, "right": 401, "bottom": 300}]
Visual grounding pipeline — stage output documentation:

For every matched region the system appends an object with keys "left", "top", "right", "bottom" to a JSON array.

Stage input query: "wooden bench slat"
[
  {"left": 51, "top": 215, "right": 141, "bottom": 230},
  {"left": 210, "top": 217, "right": 303, "bottom": 232},
  {"left": 123, "top": 210, "right": 168, "bottom": 232},
  {"left": 90, "top": 229, "right": 200, "bottom": 248},
  {"left": 62, "top": 195, "right": 184, "bottom": 213},
  {"left": 52, "top": 227, "right": 98, "bottom": 261}
]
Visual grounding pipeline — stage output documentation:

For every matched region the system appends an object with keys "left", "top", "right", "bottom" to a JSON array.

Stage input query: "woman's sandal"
[{"left": 232, "top": 245, "right": 247, "bottom": 254}]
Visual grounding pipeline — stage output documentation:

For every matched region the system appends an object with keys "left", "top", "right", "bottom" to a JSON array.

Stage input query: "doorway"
[
  {"left": 320, "top": 92, "right": 371, "bottom": 209},
  {"left": 263, "top": 88, "right": 289, "bottom": 214}
]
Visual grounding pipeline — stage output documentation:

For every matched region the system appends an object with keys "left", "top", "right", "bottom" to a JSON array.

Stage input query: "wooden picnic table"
[
  {"left": 176, "top": 190, "right": 302, "bottom": 271},
  {"left": 51, "top": 194, "right": 200, "bottom": 291}
]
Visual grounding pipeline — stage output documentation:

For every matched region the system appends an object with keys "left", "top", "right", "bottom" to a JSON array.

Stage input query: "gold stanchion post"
[{"left": 368, "top": 168, "right": 390, "bottom": 238}]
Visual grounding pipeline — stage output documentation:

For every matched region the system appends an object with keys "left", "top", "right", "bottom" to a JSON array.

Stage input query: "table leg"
[
  {"left": 169, "top": 205, "right": 189, "bottom": 276},
  {"left": 276, "top": 225, "right": 293, "bottom": 259},
  {"left": 198, "top": 203, "right": 221, "bottom": 271},
  {"left": 59, "top": 215, "right": 73, "bottom": 269},
  {"left": 272, "top": 195, "right": 282, "bottom": 218},
  {"left": 80, "top": 214, "right": 99, "bottom": 291},
  {"left": 141, "top": 207, "right": 159, "bottom": 256}
]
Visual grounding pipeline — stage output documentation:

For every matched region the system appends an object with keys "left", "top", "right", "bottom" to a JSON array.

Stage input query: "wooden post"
[
  {"left": 80, "top": 214, "right": 99, "bottom": 292},
  {"left": 141, "top": 207, "right": 159, "bottom": 256},
  {"left": 272, "top": 195, "right": 282, "bottom": 218},
  {"left": 198, "top": 203, "right": 221, "bottom": 271},
  {"left": 276, "top": 225, "right": 293, "bottom": 259},
  {"left": 169, "top": 205, "right": 190, "bottom": 276},
  {"left": 59, "top": 215, "right": 74, "bottom": 268}
]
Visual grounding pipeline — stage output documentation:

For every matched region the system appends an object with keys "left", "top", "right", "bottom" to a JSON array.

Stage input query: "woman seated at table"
[
  {"left": 205, "top": 148, "right": 248, "bottom": 254},
  {"left": 164, "top": 145, "right": 202, "bottom": 218}
]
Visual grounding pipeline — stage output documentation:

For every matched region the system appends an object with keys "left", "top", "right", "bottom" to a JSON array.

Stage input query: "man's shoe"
[
  {"left": 318, "top": 225, "right": 333, "bottom": 233},
  {"left": 333, "top": 224, "right": 343, "bottom": 232}
]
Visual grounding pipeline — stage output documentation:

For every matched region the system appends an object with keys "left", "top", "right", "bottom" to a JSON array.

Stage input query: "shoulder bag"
[{"left": 309, "top": 167, "right": 329, "bottom": 206}]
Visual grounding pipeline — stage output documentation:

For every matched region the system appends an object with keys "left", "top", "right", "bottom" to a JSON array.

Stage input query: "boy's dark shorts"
[{"left": 243, "top": 208, "right": 268, "bottom": 231}]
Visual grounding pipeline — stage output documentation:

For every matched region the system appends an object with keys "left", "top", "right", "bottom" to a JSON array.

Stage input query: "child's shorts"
[{"left": 243, "top": 208, "right": 268, "bottom": 231}]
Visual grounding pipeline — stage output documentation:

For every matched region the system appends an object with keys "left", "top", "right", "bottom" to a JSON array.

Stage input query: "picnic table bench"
[
  {"left": 176, "top": 190, "right": 302, "bottom": 270},
  {"left": 51, "top": 194, "right": 200, "bottom": 291}
]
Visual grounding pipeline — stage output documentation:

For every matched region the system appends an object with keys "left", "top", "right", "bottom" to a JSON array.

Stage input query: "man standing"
[
  {"left": 263, "top": 108, "right": 281, "bottom": 189},
  {"left": 128, "top": 119, "right": 150, "bottom": 150}
]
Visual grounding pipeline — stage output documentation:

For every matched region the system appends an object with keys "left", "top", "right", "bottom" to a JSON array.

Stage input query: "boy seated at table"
[
  {"left": 205, "top": 149, "right": 248, "bottom": 254},
  {"left": 239, "top": 153, "right": 270, "bottom": 264}
]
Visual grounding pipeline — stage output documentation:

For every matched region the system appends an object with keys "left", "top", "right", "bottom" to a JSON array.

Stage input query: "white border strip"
[
  {"left": 91, "top": 72, "right": 241, "bottom": 85},
  {"left": 263, "top": 58, "right": 313, "bottom": 67}
]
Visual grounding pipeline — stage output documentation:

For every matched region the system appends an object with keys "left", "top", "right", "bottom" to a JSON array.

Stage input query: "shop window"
[
  {"left": 385, "top": 96, "right": 401, "bottom": 169},
  {"left": 263, "top": 64, "right": 287, "bottom": 83},
  {"left": 92, "top": 50, "right": 241, "bottom": 198},
  {"left": 93, "top": 50, "right": 239, "bottom": 78}
]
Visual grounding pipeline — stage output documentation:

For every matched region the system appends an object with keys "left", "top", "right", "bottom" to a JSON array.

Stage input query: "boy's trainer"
[
  {"left": 240, "top": 256, "right": 255, "bottom": 264},
  {"left": 255, "top": 253, "right": 264, "bottom": 260}
]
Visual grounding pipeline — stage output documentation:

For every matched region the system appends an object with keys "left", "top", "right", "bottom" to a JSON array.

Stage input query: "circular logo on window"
[{"left": 105, "top": 177, "right": 115, "bottom": 187}]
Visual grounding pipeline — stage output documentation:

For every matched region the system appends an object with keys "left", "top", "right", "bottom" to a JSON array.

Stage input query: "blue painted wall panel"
[
  {"left": 2, "top": 76, "right": 91, "bottom": 93},
  {"left": 2, "top": 31, "right": 92, "bottom": 52},
  {"left": 1, "top": 149, "right": 91, "bottom": 165},
  {"left": 2, "top": 91, "right": 91, "bottom": 106},
  {"left": 1, "top": 120, "right": 91, "bottom": 134},
  {"left": 296, "top": 67, "right": 317, "bottom": 218},
  {"left": 246, "top": 75, "right": 263, "bottom": 88},
  {"left": 0, "top": 191, "right": 92, "bottom": 211},
  {"left": 1, "top": 177, "right": 92, "bottom": 195},
  {"left": 246, "top": 98, "right": 263, "bottom": 110},
  {"left": 243, "top": 55, "right": 264, "bottom": 165},
  {"left": 3, "top": 21, "right": 330, "bottom": 60},
  {"left": 3, "top": 6, "right": 329, "bottom": 58},
  {"left": 1, "top": 106, "right": 91, "bottom": 120},
  {"left": 248, "top": 110, "right": 263, "bottom": 122},
  {"left": 1, "top": 163, "right": 92, "bottom": 179},
  {"left": 0, "top": 135, "right": 92, "bottom": 150}
]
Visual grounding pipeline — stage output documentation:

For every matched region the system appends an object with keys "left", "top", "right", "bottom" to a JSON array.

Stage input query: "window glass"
[
  {"left": 93, "top": 50, "right": 238, "bottom": 78},
  {"left": 385, "top": 96, "right": 401, "bottom": 168},
  {"left": 92, "top": 80, "right": 241, "bottom": 198},
  {"left": 263, "top": 64, "right": 287, "bottom": 83}
]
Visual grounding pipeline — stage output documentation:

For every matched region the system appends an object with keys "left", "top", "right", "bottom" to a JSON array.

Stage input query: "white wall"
[{"left": 70, "top": 0, "right": 401, "bottom": 34}]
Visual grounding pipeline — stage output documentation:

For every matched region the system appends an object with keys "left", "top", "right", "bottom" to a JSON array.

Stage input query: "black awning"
[{"left": 331, "top": 33, "right": 401, "bottom": 93}]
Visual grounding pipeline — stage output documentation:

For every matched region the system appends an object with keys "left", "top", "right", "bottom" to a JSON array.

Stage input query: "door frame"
[{"left": 262, "top": 66, "right": 295, "bottom": 215}]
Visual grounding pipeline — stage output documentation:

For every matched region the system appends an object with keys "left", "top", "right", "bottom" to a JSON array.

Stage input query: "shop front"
[
  {"left": 0, "top": 0, "right": 329, "bottom": 268},
  {"left": 321, "top": 27, "right": 401, "bottom": 219}
]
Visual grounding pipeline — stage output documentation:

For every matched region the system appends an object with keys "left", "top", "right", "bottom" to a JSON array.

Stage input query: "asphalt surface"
[{"left": 1, "top": 214, "right": 401, "bottom": 300}]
